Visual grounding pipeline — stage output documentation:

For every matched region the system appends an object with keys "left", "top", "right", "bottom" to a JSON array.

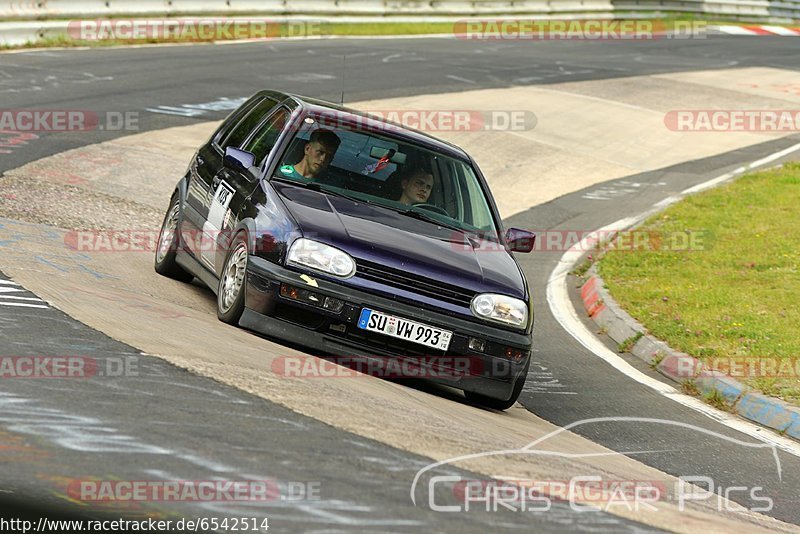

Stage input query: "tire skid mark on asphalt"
[
  {"left": 135, "top": 465, "right": 427, "bottom": 527},
  {"left": 89, "top": 376, "right": 258, "bottom": 406},
  {"left": 0, "top": 305, "right": 434, "bottom": 529},
  {"left": 0, "top": 390, "right": 370, "bottom": 526},
  {"left": 0, "top": 391, "right": 171, "bottom": 455},
  {"left": 524, "top": 360, "right": 578, "bottom": 395},
  {"left": 0, "top": 64, "right": 114, "bottom": 94},
  {"left": 582, "top": 179, "right": 669, "bottom": 201},
  {"left": 144, "top": 96, "right": 249, "bottom": 118}
]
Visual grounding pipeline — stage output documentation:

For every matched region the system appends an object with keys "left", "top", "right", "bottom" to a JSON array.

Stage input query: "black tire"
[
  {"left": 217, "top": 232, "right": 249, "bottom": 325},
  {"left": 154, "top": 194, "right": 194, "bottom": 283},
  {"left": 465, "top": 359, "right": 530, "bottom": 411}
]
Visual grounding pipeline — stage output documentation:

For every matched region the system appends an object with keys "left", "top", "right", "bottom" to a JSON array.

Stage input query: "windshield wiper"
[
  {"left": 399, "top": 208, "right": 465, "bottom": 234},
  {"left": 273, "top": 176, "right": 363, "bottom": 203}
]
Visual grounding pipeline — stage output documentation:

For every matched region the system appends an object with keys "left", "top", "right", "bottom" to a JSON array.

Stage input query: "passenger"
[
  {"left": 397, "top": 168, "right": 434, "bottom": 205},
  {"left": 280, "top": 129, "right": 341, "bottom": 180}
]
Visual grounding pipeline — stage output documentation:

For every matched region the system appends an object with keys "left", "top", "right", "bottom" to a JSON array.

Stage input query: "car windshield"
[{"left": 271, "top": 112, "right": 500, "bottom": 240}]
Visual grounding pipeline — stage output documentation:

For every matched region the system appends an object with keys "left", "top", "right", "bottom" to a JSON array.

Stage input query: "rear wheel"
[
  {"left": 217, "top": 232, "right": 248, "bottom": 325},
  {"left": 154, "top": 194, "right": 194, "bottom": 282},
  {"left": 465, "top": 359, "right": 530, "bottom": 411}
]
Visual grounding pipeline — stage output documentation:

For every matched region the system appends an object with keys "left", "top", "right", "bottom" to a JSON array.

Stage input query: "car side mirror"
[
  {"left": 505, "top": 228, "right": 536, "bottom": 253},
  {"left": 224, "top": 147, "right": 256, "bottom": 171}
]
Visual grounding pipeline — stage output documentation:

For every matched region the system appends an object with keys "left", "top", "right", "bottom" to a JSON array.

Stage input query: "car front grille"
[{"left": 355, "top": 260, "right": 476, "bottom": 308}]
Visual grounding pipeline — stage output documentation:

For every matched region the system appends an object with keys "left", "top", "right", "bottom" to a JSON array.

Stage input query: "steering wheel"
[{"left": 413, "top": 203, "right": 450, "bottom": 217}]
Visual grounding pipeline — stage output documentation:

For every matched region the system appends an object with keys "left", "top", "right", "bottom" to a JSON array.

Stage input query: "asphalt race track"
[{"left": 1, "top": 36, "right": 800, "bottom": 531}]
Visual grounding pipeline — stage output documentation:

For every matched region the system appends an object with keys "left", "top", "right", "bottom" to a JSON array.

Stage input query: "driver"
[
  {"left": 280, "top": 129, "right": 341, "bottom": 181},
  {"left": 397, "top": 168, "right": 434, "bottom": 205}
]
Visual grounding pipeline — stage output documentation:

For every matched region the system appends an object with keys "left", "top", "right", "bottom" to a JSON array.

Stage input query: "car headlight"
[
  {"left": 287, "top": 238, "right": 356, "bottom": 278},
  {"left": 470, "top": 293, "right": 528, "bottom": 328}
]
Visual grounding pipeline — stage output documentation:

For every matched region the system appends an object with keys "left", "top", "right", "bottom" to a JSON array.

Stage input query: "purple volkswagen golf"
[{"left": 155, "top": 90, "right": 535, "bottom": 410}]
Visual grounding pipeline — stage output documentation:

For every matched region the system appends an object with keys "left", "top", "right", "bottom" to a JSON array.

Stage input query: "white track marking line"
[
  {"left": 546, "top": 141, "right": 800, "bottom": 458},
  {"left": 0, "top": 287, "right": 25, "bottom": 293},
  {"left": 681, "top": 167, "right": 744, "bottom": 195},
  {"left": 682, "top": 144, "right": 800, "bottom": 196},
  {"left": 0, "top": 302, "right": 48, "bottom": 309},
  {"left": 0, "top": 280, "right": 21, "bottom": 286},
  {"left": 0, "top": 296, "right": 44, "bottom": 302}
]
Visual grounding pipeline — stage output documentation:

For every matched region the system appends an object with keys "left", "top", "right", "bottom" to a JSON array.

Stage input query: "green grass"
[
  {"left": 598, "top": 163, "right": 800, "bottom": 406},
  {"left": 4, "top": 17, "right": 795, "bottom": 50},
  {"left": 1, "top": 22, "right": 461, "bottom": 49},
  {"left": 618, "top": 332, "right": 643, "bottom": 353},
  {"left": 323, "top": 22, "right": 456, "bottom": 36},
  {"left": 704, "top": 388, "right": 734, "bottom": 412},
  {"left": 650, "top": 351, "right": 665, "bottom": 368},
  {"left": 681, "top": 379, "right": 699, "bottom": 396},
  {"left": 571, "top": 255, "right": 596, "bottom": 278}
]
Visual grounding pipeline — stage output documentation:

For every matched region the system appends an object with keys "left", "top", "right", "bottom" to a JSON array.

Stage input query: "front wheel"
[
  {"left": 217, "top": 232, "right": 249, "bottom": 325},
  {"left": 154, "top": 194, "right": 194, "bottom": 282},
  {"left": 465, "top": 359, "right": 530, "bottom": 411}
]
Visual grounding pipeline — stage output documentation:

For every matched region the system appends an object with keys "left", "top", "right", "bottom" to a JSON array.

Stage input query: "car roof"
[{"left": 260, "top": 91, "right": 471, "bottom": 161}]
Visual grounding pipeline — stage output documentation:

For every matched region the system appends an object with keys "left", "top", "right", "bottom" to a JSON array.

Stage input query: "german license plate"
[{"left": 357, "top": 309, "right": 452, "bottom": 351}]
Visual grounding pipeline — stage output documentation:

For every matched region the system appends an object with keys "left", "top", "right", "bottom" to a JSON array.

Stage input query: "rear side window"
[
  {"left": 220, "top": 98, "right": 278, "bottom": 150},
  {"left": 243, "top": 107, "right": 291, "bottom": 167},
  {"left": 213, "top": 96, "right": 264, "bottom": 146}
]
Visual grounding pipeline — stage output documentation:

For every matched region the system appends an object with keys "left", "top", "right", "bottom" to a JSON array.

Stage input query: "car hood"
[{"left": 274, "top": 181, "right": 526, "bottom": 299}]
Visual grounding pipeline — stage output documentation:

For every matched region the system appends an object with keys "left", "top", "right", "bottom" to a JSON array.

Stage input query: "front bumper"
[{"left": 243, "top": 256, "right": 532, "bottom": 401}]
